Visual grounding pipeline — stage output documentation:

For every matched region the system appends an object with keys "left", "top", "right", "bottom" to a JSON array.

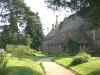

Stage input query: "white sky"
[{"left": 24, "top": 0, "right": 72, "bottom": 35}]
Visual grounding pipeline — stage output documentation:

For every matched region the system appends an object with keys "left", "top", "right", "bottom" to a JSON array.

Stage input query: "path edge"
[{"left": 51, "top": 59, "right": 81, "bottom": 75}]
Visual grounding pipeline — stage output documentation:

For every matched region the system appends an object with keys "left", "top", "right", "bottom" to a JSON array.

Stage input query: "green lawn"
[
  {"left": 34, "top": 52, "right": 55, "bottom": 57},
  {"left": 0, "top": 52, "right": 45, "bottom": 75},
  {"left": 52, "top": 56, "right": 100, "bottom": 75}
]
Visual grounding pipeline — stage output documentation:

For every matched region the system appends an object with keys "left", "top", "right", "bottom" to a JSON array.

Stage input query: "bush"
[
  {"left": 16, "top": 45, "right": 30, "bottom": 60},
  {"left": 6, "top": 44, "right": 14, "bottom": 53},
  {"left": 71, "top": 52, "right": 91, "bottom": 65},
  {"left": 0, "top": 52, "right": 8, "bottom": 74},
  {"left": 25, "top": 49, "right": 35, "bottom": 56}
]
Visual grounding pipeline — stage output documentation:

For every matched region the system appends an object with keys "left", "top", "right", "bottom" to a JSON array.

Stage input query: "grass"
[
  {"left": 1, "top": 51, "right": 57, "bottom": 75},
  {"left": 34, "top": 51, "right": 55, "bottom": 57},
  {"left": 0, "top": 52, "right": 46, "bottom": 75},
  {"left": 52, "top": 56, "right": 100, "bottom": 75}
]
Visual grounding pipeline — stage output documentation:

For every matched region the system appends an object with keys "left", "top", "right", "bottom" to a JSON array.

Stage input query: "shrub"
[
  {"left": 71, "top": 52, "right": 91, "bottom": 65},
  {"left": 16, "top": 45, "right": 30, "bottom": 60},
  {"left": 25, "top": 49, "right": 35, "bottom": 56},
  {"left": 58, "top": 52, "right": 68, "bottom": 56},
  {"left": 6, "top": 44, "right": 14, "bottom": 53},
  {"left": 0, "top": 52, "right": 8, "bottom": 74}
]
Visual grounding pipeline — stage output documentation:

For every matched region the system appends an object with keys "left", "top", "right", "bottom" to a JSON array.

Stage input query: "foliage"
[
  {"left": 72, "top": 38, "right": 80, "bottom": 54},
  {"left": 0, "top": 52, "right": 8, "bottom": 74},
  {"left": 22, "top": 34, "right": 32, "bottom": 46},
  {"left": 44, "top": 0, "right": 100, "bottom": 28},
  {"left": 0, "top": 0, "right": 40, "bottom": 28},
  {"left": 16, "top": 45, "right": 30, "bottom": 60},
  {"left": 39, "top": 63, "right": 46, "bottom": 74},
  {"left": 0, "top": 0, "right": 42, "bottom": 48},
  {"left": 0, "top": 34, "right": 17, "bottom": 49},
  {"left": 25, "top": 23, "right": 44, "bottom": 50},
  {"left": 6, "top": 44, "right": 14, "bottom": 53},
  {"left": 71, "top": 52, "right": 91, "bottom": 65}
]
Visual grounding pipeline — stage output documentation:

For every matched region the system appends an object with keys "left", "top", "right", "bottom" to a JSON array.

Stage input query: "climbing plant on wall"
[{"left": 72, "top": 38, "right": 80, "bottom": 54}]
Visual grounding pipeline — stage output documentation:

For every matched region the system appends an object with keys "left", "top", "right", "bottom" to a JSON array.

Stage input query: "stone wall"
[
  {"left": 48, "top": 44, "right": 63, "bottom": 54},
  {"left": 42, "top": 40, "right": 49, "bottom": 53},
  {"left": 86, "top": 28, "right": 100, "bottom": 52},
  {"left": 85, "top": 29, "right": 95, "bottom": 50}
]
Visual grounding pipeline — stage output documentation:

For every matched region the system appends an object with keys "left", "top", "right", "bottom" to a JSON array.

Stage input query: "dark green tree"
[
  {"left": 25, "top": 25, "right": 44, "bottom": 50},
  {"left": 25, "top": 14, "right": 44, "bottom": 50},
  {"left": 22, "top": 34, "right": 31, "bottom": 46}
]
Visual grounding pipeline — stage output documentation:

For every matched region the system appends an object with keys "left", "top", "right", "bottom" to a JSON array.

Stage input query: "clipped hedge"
[{"left": 71, "top": 52, "right": 91, "bottom": 65}]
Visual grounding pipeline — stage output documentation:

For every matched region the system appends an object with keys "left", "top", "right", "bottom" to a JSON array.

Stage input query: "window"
[
  {"left": 55, "top": 45, "right": 58, "bottom": 49},
  {"left": 55, "top": 45, "right": 56, "bottom": 49},
  {"left": 49, "top": 46, "right": 51, "bottom": 49},
  {"left": 86, "top": 44, "right": 88, "bottom": 49},
  {"left": 81, "top": 44, "right": 83, "bottom": 48},
  {"left": 56, "top": 45, "right": 58, "bottom": 49},
  {"left": 62, "top": 44, "right": 63, "bottom": 48},
  {"left": 47, "top": 46, "right": 49, "bottom": 49}
]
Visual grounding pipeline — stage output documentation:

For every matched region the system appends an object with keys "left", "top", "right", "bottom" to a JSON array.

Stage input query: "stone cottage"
[{"left": 42, "top": 14, "right": 100, "bottom": 54}]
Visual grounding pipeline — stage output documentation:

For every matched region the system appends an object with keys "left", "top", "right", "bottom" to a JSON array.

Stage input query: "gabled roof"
[
  {"left": 43, "top": 29, "right": 55, "bottom": 41},
  {"left": 47, "top": 28, "right": 91, "bottom": 46},
  {"left": 70, "top": 28, "right": 91, "bottom": 44},
  {"left": 47, "top": 31, "right": 68, "bottom": 45},
  {"left": 44, "top": 14, "right": 92, "bottom": 45},
  {"left": 59, "top": 14, "right": 91, "bottom": 32}
]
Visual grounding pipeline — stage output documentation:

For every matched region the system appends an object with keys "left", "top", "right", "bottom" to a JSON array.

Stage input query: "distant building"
[{"left": 42, "top": 13, "right": 100, "bottom": 54}]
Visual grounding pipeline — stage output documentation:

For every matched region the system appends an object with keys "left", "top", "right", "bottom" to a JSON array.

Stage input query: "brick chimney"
[{"left": 55, "top": 15, "right": 59, "bottom": 34}]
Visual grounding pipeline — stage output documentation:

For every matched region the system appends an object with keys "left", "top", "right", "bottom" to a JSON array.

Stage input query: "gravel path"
[{"left": 37, "top": 57, "right": 75, "bottom": 75}]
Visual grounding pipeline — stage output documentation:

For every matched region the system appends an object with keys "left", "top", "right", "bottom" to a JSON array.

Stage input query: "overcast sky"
[{"left": 24, "top": 0, "right": 72, "bottom": 35}]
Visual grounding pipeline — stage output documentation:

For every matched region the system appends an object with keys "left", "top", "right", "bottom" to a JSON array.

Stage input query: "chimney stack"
[
  {"left": 55, "top": 15, "right": 59, "bottom": 34},
  {"left": 56, "top": 15, "right": 58, "bottom": 23}
]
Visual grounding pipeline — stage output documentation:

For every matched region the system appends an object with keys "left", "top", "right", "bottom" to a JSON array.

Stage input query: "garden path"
[{"left": 37, "top": 57, "right": 75, "bottom": 75}]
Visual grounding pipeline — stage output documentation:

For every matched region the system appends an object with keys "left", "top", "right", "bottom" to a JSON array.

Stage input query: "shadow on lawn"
[
  {"left": 87, "top": 69, "right": 100, "bottom": 75},
  {"left": 1, "top": 66, "right": 42, "bottom": 75},
  {"left": 10, "top": 53, "right": 41, "bottom": 60}
]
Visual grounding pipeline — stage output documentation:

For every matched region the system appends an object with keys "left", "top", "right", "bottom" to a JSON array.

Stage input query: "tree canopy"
[
  {"left": 0, "top": 0, "right": 40, "bottom": 33},
  {"left": 0, "top": 0, "right": 44, "bottom": 49},
  {"left": 44, "top": 0, "right": 100, "bottom": 28},
  {"left": 25, "top": 22, "right": 44, "bottom": 50}
]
